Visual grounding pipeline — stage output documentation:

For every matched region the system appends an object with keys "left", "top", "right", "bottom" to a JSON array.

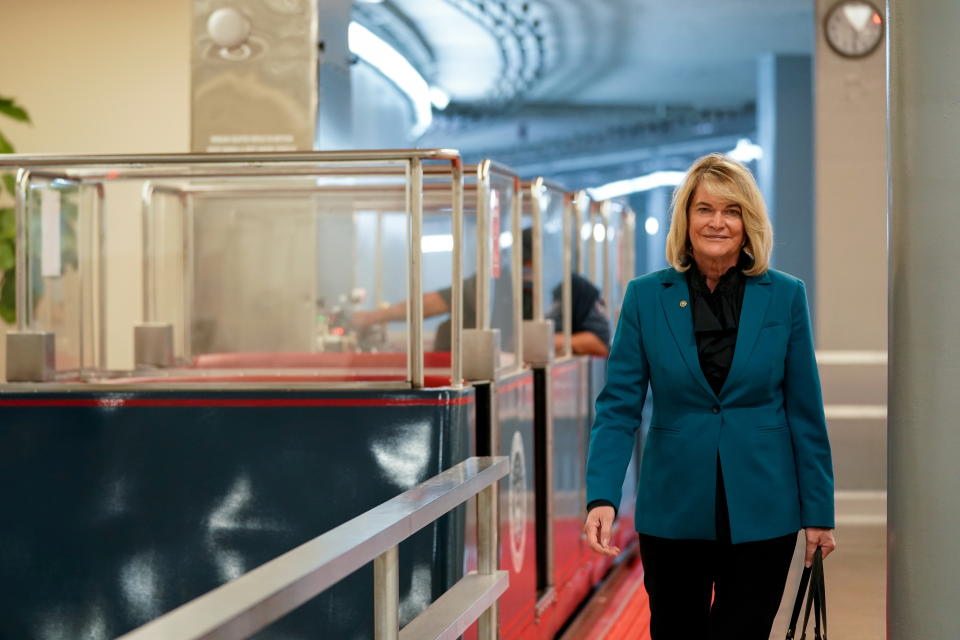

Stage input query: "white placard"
[{"left": 40, "top": 190, "right": 62, "bottom": 278}]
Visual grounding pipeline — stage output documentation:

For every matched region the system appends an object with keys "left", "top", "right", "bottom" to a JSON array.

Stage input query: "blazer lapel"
[
  {"left": 659, "top": 270, "right": 717, "bottom": 400},
  {"left": 720, "top": 272, "right": 773, "bottom": 396}
]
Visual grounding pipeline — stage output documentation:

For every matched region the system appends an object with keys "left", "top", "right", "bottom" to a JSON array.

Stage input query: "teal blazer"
[{"left": 586, "top": 267, "right": 834, "bottom": 543}]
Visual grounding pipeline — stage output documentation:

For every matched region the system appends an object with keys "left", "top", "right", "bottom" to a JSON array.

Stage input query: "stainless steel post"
[
  {"left": 562, "top": 194, "right": 574, "bottom": 357},
  {"left": 373, "top": 546, "right": 399, "bottom": 640},
  {"left": 511, "top": 177, "right": 523, "bottom": 367},
  {"left": 451, "top": 159, "right": 464, "bottom": 387},
  {"left": 477, "top": 482, "right": 499, "bottom": 640},
  {"left": 530, "top": 181, "right": 545, "bottom": 321},
  {"left": 601, "top": 202, "right": 612, "bottom": 309},
  {"left": 477, "top": 162, "right": 491, "bottom": 330},
  {"left": 14, "top": 169, "right": 30, "bottom": 331},
  {"left": 183, "top": 195, "right": 195, "bottom": 362},
  {"left": 409, "top": 158, "right": 424, "bottom": 387},
  {"left": 574, "top": 191, "right": 586, "bottom": 275},
  {"left": 888, "top": 0, "right": 960, "bottom": 637},
  {"left": 587, "top": 203, "right": 598, "bottom": 284},
  {"left": 140, "top": 183, "right": 156, "bottom": 324},
  {"left": 94, "top": 182, "right": 107, "bottom": 370}
]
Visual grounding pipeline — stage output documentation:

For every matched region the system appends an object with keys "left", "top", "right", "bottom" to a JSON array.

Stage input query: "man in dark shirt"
[
  {"left": 428, "top": 269, "right": 610, "bottom": 356},
  {"left": 545, "top": 271, "right": 611, "bottom": 357},
  {"left": 353, "top": 232, "right": 611, "bottom": 357}
]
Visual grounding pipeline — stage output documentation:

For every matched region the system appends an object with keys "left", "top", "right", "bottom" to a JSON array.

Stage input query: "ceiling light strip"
[{"left": 348, "top": 21, "right": 433, "bottom": 137}]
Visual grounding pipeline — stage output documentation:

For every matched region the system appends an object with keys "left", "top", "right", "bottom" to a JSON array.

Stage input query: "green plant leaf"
[
  {"left": 0, "top": 267, "right": 15, "bottom": 325},
  {"left": 2, "top": 173, "right": 14, "bottom": 196},
  {"left": 0, "top": 241, "right": 13, "bottom": 272},
  {"left": 0, "top": 131, "right": 13, "bottom": 155},
  {"left": 0, "top": 208, "right": 14, "bottom": 239},
  {"left": 0, "top": 97, "right": 30, "bottom": 123}
]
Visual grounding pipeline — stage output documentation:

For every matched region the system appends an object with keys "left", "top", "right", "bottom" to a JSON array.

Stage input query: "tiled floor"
[{"left": 770, "top": 524, "right": 885, "bottom": 639}]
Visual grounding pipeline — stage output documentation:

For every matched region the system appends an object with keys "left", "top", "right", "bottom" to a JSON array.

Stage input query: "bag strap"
[
  {"left": 800, "top": 547, "right": 827, "bottom": 640},
  {"left": 801, "top": 570, "right": 817, "bottom": 640},
  {"left": 786, "top": 563, "right": 813, "bottom": 639},
  {"left": 786, "top": 546, "right": 830, "bottom": 640},
  {"left": 812, "top": 548, "right": 828, "bottom": 640}
]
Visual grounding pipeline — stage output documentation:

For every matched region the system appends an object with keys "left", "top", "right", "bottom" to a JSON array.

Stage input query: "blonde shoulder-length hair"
[{"left": 665, "top": 153, "right": 773, "bottom": 276}]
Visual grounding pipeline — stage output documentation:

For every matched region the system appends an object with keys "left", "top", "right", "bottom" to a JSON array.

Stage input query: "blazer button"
[{"left": 712, "top": 405, "right": 721, "bottom": 414}]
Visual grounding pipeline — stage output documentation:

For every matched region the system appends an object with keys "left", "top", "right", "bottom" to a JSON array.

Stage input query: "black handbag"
[{"left": 785, "top": 547, "right": 828, "bottom": 640}]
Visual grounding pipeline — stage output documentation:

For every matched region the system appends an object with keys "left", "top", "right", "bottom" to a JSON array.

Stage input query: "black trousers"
[{"left": 638, "top": 462, "right": 798, "bottom": 640}]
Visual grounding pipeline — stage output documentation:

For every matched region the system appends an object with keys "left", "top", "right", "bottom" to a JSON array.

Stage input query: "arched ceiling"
[
  {"left": 376, "top": 0, "right": 813, "bottom": 108},
  {"left": 356, "top": 0, "right": 814, "bottom": 184}
]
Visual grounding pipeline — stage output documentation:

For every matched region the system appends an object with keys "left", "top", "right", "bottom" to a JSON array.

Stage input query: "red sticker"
[{"left": 490, "top": 190, "right": 501, "bottom": 279}]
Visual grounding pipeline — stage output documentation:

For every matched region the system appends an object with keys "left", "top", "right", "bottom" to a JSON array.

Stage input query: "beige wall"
[
  {"left": 0, "top": 1, "right": 191, "bottom": 376},
  {"left": 0, "top": 0, "right": 190, "bottom": 154},
  {"left": 814, "top": 0, "right": 887, "bottom": 351},
  {"left": 813, "top": 0, "right": 887, "bottom": 501}
]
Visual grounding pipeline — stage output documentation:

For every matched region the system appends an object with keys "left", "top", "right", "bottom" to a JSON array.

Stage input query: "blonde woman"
[{"left": 583, "top": 154, "right": 836, "bottom": 639}]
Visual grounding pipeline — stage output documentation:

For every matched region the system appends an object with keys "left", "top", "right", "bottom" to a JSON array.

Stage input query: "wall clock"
[{"left": 824, "top": 0, "right": 884, "bottom": 58}]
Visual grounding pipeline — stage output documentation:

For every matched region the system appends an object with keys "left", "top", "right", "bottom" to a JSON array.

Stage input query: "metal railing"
[
  {"left": 1, "top": 150, "right": 464, "bottom": 388},
  {"left": 117, "top": 456, "right": 509, "bottom": 640}
]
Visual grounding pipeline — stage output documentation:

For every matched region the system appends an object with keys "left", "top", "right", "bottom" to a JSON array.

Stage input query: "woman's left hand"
[{"left": 804, "top": 527, "right": 837, "bottom": 567}]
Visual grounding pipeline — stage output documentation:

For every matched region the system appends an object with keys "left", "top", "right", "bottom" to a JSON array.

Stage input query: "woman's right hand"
[{"left": 583, "top": 505, "right": 621, "bottom": 557}]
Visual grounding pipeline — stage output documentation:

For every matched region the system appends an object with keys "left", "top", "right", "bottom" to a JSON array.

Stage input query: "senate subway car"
[{"left": 0, "top": 150, "right": 637, "bottom": 640}]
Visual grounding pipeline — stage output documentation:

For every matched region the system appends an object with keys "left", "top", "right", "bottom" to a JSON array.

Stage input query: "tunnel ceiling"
[
  {"left": 359, "top": 0, "right": 813, "bottom": 182},
  {"left": 377, "top": 0, "right": 813, "bottom": 109}
]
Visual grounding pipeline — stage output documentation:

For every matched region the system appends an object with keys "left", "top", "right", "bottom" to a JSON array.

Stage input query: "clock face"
[{"left": 824, "top": 1, "right": 884, "bottom": 58}]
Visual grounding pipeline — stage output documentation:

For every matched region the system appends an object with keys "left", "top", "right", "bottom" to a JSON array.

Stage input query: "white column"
[{"left": 888, "top": 0, "right": 960, "bottom": 637}]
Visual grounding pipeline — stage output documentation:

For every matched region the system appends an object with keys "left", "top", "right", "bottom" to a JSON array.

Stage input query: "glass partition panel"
[
  {"left": 540, "top": 184, "right": 572, "bottom": 355},
  {"left": 573, "top": 190, "right": 592, "bottom": 276},
  {"left": 519, "top": 191, "right": 534, "bottom": 322},
  {"left": 524, "top": 179, "right": 569, "bottom": 354},
  {"left": 486, "top": 167, "right": 520, "bottom": 373},
  {"left": 540, "top": 183, "right": 567, "bottom": 328},
  {"left": 145, "top": 179, "right": 410, "bottom": 361},
  {"left": 422, "top": 178, "right": 469, "bottom": 369},
  {"left": 606, "top": 202, "right": 636, "bottom": 326},
  {"left": 590, "top": 201, "right": 607, "bottom": 294},
  {"left": 3, "top": 152, "right": 463, "bottom": 386},
  {"left": 18, "top": 178, "right": 98, "bottom": 375},
  {"left": 144, "top": 176, "right": 428, "bottom": 383}
]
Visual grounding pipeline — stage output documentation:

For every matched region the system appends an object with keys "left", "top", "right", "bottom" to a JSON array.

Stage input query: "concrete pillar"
[
  {"left": 757, "top": 54, "right": 814, "bottom": 313},
  {"left": 190, "top": 0, "right": 354, "bottom": 152},
  {"left": 888, "top": 0, "right": 960, "bottom": 637}
]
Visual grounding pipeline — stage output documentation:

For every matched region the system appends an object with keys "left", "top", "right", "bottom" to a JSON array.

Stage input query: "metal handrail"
[
  {"left": 117, "top": 456, "right": 508, "bottom": 640},
  {"left": 0, "top": 149, "right": 461, "bottom": 167},
  {"left": 8, "top": 150, "right": 464, "bottom": 388}
]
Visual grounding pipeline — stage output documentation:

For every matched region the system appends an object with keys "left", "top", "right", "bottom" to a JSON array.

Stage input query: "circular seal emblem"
[{"left": 508, "top": 430, "right": 527, "bottom": 573}]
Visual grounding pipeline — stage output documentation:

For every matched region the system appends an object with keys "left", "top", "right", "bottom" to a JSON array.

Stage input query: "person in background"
[
  {"left": 352, "top": 228, "right": 611, "bottom": 357},
  {"left": 583, "top": 153, "right": 836, "bottom": 639},
  {"left": 524, "top": 228, "right": 611, "bottom": 357}
]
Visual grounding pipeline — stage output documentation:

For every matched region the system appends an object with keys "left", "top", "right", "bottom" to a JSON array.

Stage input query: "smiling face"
[{"left": 687, "top": 183, "right": 745, "bottom": 266}]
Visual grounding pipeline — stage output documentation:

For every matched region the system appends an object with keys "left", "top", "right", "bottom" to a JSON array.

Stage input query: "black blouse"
[{"left": 685, "top": 253, "right": 751, "bottom": 396}]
